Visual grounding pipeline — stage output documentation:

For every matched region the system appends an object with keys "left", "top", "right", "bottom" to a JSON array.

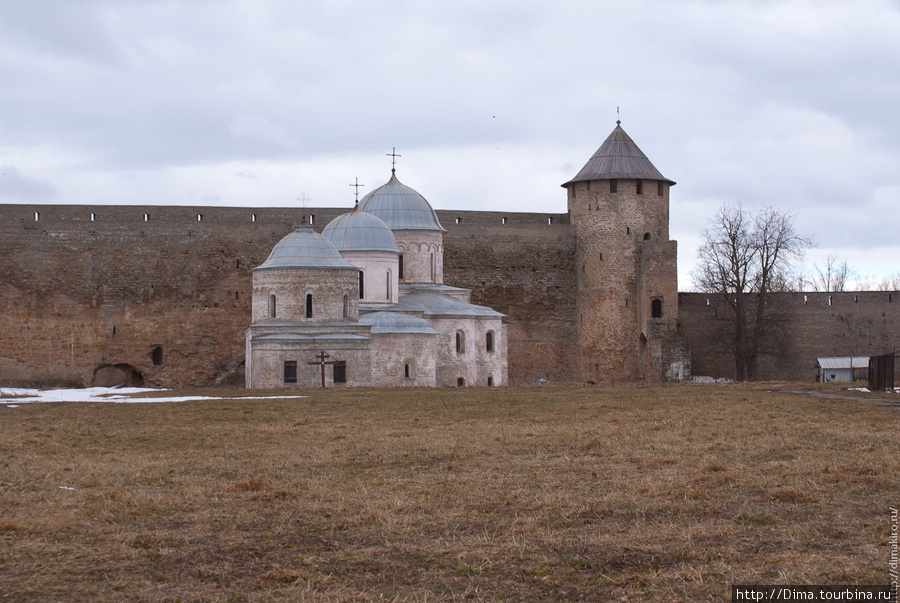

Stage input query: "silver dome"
[
  {"left": 359, "top": 171, "right": 445, "bottom": 232},
  {"left": 253, "top": 226, "right": 358, "bottom": 271},
  {"left": 322, "top": 206, "right": 400, "bottom": 253}
]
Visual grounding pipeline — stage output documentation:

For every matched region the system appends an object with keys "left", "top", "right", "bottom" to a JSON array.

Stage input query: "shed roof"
[
  {"left": 817, "top": 357, "right": 869, "bottom": 370},
  {"left": 563, "top": 124, "right": 675, "bottom": 186}
]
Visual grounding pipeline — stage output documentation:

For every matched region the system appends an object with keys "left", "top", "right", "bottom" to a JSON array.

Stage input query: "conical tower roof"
[{"left": 563, "top": 124, "right": 675, "bottom": 187}]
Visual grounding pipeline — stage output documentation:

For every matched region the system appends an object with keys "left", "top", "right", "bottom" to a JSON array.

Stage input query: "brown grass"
[{"left": 1, "top": 383, "right": 897, "bottom": 601}]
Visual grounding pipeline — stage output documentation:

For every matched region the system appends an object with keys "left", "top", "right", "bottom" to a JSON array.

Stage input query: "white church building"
[{"left": 245, "top": 168, "right": 508, "bottom": 388}]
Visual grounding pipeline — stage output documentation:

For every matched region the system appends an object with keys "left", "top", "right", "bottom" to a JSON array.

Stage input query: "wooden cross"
[
  {"left": 349, "top": 178, "right": 364, "bottom": 203},
  {"left": 386, "top": 147, "right": 401, "bottom": 172},
  {"left": 307, "top": 351, "right": 340, "bottom": 388}
]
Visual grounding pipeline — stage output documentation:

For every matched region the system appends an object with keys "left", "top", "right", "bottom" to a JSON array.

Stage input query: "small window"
[
  {"left": 34, "top": 212, "right": 39, "bottom": 221},
  {"left": 333, "top": 361, "right": 347, "bottom": 384},
  {"left": 828, "top": 295, "right": 832, "bottom": 306},
  {"left": 398, "top": 254, "right": 404, "bottom": 280},
  {"left": 151, "top": 346, "right": 164, "bottom": 366},
  {"left": 284, "top": 361, "right": 297, "bottom": 384},
  {"left": 610, "top": 180, "right": 617, "bottom": 193},
  {"left": 644, "top": 233, "right": 651, "bottom": 241},
  {"left": 455, "top": 331, "right": 465, "bottom": 354},
  {"left": 457, "top": 377, "right": 465, "bottom": 387},
  {"left": 251, "top": 213, "right": 256, "bottom": 222},
  {"left": 626, "top": 227, "right": 630, "bottom": 235},
  {"left": 343, "top": 294, "right": 349, "bottom": 318},
  {"left": 547, "top": 217, "right": 553, "bottom": 225},
  {"left": 197, "top": 214, "right": 203, "bottom": 222},
  {"left": 652, "top": 299, "right": 663, "bottom": 318},
  {"left": 455, "top": 217, "right": 462, "bottom": 224},
  {"left": 359, "top": 271, "right": 365, "bottom": 299},
  {"left": 90, "top": 212, "right": 95, "bottom": 222},
  {"left": 636, "top": 179, "right": 643, "bottom": 195},
  {"left": 501, "top": 217, "right": 507, "bottom": 224},
  {"left": 658, "top": 181, "right": 664, "bottom": 196},
  {"left": 144, "top": 213, "right": 149, "bottom": 222},
  {"left": 308, "top": 214, "right": 315, "bottom": 225},
  {"left": 306, "top": 293, "right": 313, "bottom": 318},
  {"left": 487, "top": 376, "right": 493, "bottom": 387},
  {"left": 269, "top": 294, "right": 277, "bottom": 318},
  {"left": 236, "top": 259, "right": 240, "bottom": 269},
  {"left": 405, "top": 364, "right": 411, "bottom": 379},
  {"left": 486, "top": 331, "right": 494, "bottom": 353},
  {"left": 386, "top": 270, "right": 391, "bottom": 299}
]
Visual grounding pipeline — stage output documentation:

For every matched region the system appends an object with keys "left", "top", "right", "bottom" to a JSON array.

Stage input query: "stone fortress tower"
[{"left": 563, "top": 122, "right": 689, "bottom": 382}]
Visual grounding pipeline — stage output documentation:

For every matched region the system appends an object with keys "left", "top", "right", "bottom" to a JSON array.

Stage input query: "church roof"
[
  {"left": 252, "top": 226, "right": 358, "bottom": 271},
  {"left": 399, "top": 290, "right": 506, "bottom": 318},
  {"left": 359, "top": 311, "right": 441, "bottom": 334},
  {"left": 322, "top": 205, "right": 400, "bottom": 253},
  {"left": 563, "top": 124, "right": 675, "bottom": 186},
  {"left": 359, "top": 171, "right": 446, "bottom": 232}
]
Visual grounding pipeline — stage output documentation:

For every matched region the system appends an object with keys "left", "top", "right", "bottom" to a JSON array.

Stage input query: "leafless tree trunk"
[{"left": 694, "top": 203, "right": 812, "bottom": 381}]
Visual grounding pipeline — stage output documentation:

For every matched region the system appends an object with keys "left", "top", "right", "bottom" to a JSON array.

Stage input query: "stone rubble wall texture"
[{"left": 1, "top": 203, "right": 898, "bottom": 387}]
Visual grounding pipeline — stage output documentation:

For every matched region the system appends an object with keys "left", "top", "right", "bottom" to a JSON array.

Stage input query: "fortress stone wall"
[{"left": 1, "top": 203, "right": 897, "bottom": 387}]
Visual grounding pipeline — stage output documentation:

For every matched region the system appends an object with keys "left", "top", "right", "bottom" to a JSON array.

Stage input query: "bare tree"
[
  {"left": 812, "top": 255, "right": 855, "bottom": 292},
  {"left": 694, "top": 203, "right": 812, "bottom": 381}
]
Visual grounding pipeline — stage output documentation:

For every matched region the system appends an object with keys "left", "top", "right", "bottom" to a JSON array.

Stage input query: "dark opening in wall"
[
  {"left": 284, "top": 361, "right": 297, "bottom": 383},
  {"left": 610, "top": 180, "right": 617, "bottom": 193},
  {"left": 333, "top": 361, "right": 347, "bottom": 384},
  {"left": 359, "top": 272, "right": 365, "bottom": 299},
  {"left": 405, "top": 364, "right": 411, "bottom": 379},
  {"left": 658, "top": 181, "right": 664, "bottom": 196},
  {"left": 306, "top": 294, "right": 313, "bottom": 318},
  {"left": 636, "top": 179, "right": 643, "bottom": 195},
  {"left": 456, "top": 331, "right": 465, "bottom": 354},
  {"left": 487, "top": 376, "right": 494, "bottom": 387},
  {"left": 269, "top": 294, "right": 277, "bottom": 318},
  {"left": 457, "top": 377, "right": 465, "bottom": 387},
  {"left": 151, "top": 346, "right": 164, "bottom": 366},
  {"left": 343, "top": 294, "right": 349, "bottom": 318},
  {"left": 643, "top": 232, "right": 651, "bottom": 240},
  {"left": 398, "top": 255, "right": 404, "bottom": 280},
  {"left": 652, "top": 299, "right": 663, "bottom": 318},
  {"left": 486, "top": 331, "right": 494, "bottom": 353}
]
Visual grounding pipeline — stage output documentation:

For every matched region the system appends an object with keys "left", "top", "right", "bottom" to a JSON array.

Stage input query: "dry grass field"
[{"left": 1, "top": 383, "right": 898, "bottom": 601}]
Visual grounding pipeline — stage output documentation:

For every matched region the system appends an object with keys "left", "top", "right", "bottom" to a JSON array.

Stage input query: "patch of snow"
[
  {"left": 0, "top": 387, "right": 307, "bottom": 404},
  {"left": 848, "top": 387, "right": 870, "bottom": 392}
]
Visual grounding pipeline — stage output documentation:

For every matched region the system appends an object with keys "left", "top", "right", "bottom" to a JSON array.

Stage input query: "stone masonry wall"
[
  {"left": 0, "top": 204, "right": 575, "bottom": 387},
  {"left": 679, "top": 291, "right": 900, "bottom": 381}
]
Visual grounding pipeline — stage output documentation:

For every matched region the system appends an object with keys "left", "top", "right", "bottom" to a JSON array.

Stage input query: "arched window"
[
  {"left": 404, "top": 360, "right": 415, "bottom": 380},
  {"left": 486, "top": 331, "right": 494, "bottom": 353},
  {"left": 386, "top": 270, "right": 391, "bottom": 300},
  {"left": 151, "top": 346, "right": 164, "bottom": 366},
  {"left": 343, "top": 294, "right": 349, "bottom": 318},
  {"left": 487, "top": 376, "right": 493, "bottom": 387},
  {"left": 269, "top": 294, "right": 276, "bottom": 318},
  {"left": 651, "top": 299, "right": 663, "bottom": 318},
  {"left": 455, "top": 330, "right": 465, "bottom": 354},
  {"left": 359, "top": 271, "right": 365, "bottom": 299},
  {"left": 643, "top": 232, "right": 651, "bottom": 241},
  {"left": 457, "top": 377, "right": 465, "bottom": 387},
  {"left": 306, "top": 294, "right": 313, "bottom": 318},
  {"left": 398, "top": 254, "right": 404, "bottom": 280}
]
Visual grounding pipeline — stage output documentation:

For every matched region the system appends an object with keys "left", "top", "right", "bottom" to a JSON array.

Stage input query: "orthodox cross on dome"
[
  {"left": 349, "top": 177, "right": 364, "bottom": 204},
  {"left": 386, "top": 147, "right": 401, "bottom": 172},
  {"left": 616, "top": 106, "right": 621, "bottom": 126},
  {"left": 307, "top": 351, "right": 340, "bottom": 387}
]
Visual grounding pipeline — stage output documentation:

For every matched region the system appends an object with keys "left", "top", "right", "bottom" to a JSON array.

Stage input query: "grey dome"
[
  {"left": 358, "top": 311, "right": 441, "bottom": 334},
  {"left": 563, "top": 124, "right": 675, "bottom": 186},
  {"left": 253, "top": 226, "right": 357, "bottom": 271},
  {"left": 322, "top": 206, "right": 400, "bottom": 253},
  {"left": 359, "top": 171, "right": 446, "bottom": 232}
]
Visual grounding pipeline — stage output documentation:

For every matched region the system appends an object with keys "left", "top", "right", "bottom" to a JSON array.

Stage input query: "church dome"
[
  {"left": 359, "top": 171, "right": 445, "bottom": 232},
  {"left": 252, "top": 226, "right": 357, "bottom": 271},
  {"left": 322, "top": 205, "right": 400, "bottom": 253}
]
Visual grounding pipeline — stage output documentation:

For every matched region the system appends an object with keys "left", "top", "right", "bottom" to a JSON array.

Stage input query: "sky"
[{"left": 1, "top": 0, "right": 898, "bottom": 289}]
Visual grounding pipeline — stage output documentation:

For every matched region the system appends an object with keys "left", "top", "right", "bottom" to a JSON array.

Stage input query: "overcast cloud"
[{"left": 1, "top": 0, "right": 898, "bottom": 287}]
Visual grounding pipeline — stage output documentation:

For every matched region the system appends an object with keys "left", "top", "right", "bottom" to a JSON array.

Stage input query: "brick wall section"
[
  {"left": 0, "top": 205, "right": 576, "bottom": 387},
  {"left": 679, "top": 291, "right": 900, "bottom": 381}
]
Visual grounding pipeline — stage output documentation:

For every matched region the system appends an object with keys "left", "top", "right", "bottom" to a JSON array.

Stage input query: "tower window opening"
[
  {"left": 658, "top": 181, "right": 664, "bottom": 196},
  {"left": 626, "top": 227, "right": 630, "bottom": 235},
  {"left": 547, "top": 216, "right": 553, "bottom": 225},
  {"left": 251, "top": 213, "right": 256, "bottom": 222},
  {"left": 197, "top": 214, "right": 203, "bottom": 222},
  {"left": 828, "top": 295, "right": 833, "bottom": 306},
  {"left": 144, "top": 213, "right": 149, "bottom": 222},
  {"left": 359, "top": 271, "right": 365, "bottom": 299},
  {"left": 652, "top": 299, "right": 663, "bottom": 318},
  {"left": 643, "top": 232, "right": 651, "bottom": 240},
  {"left": 636, "top": 179, "right": 643, "bottom": 195},
  {"left": 486, "top": 330, "right": 495, "bottom": 353},
  {"left": 269, "top": 294, "right": 277, "bottom": 318},
  {"left": 455, "top": 217, "right": 462, "bottom": 224},
  {"left": 308, "top": 214, "right": 314, "bottom": 225},
  {"left": 610, "top": 179, "right": 617, "bottom": 193},
  {"left": 501, "top": 217, "right": 507, "bottom": 224},
  {"left": 90, "top": 212, "right": 95, "bottom": 221},
  {"left": 386, "top": 270, "right": 391, "bottom": 299},
  {"left": 236, "top": 259, "right": 240, "bottom": 269},
  {"left": 283, "top": 361, "right": 297, "bottom": 384},
  {"left": 151, "top": 346, "right": 164, "bottom": 366},
  {"left": 34, "top": 212, "right": 39, "bottom": 221},
  {"left": 405, "top": 363, "right": 411, "bottom": 379},
  {"left": 306, "top": 294, "right": 313, "bottom": 318}
]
